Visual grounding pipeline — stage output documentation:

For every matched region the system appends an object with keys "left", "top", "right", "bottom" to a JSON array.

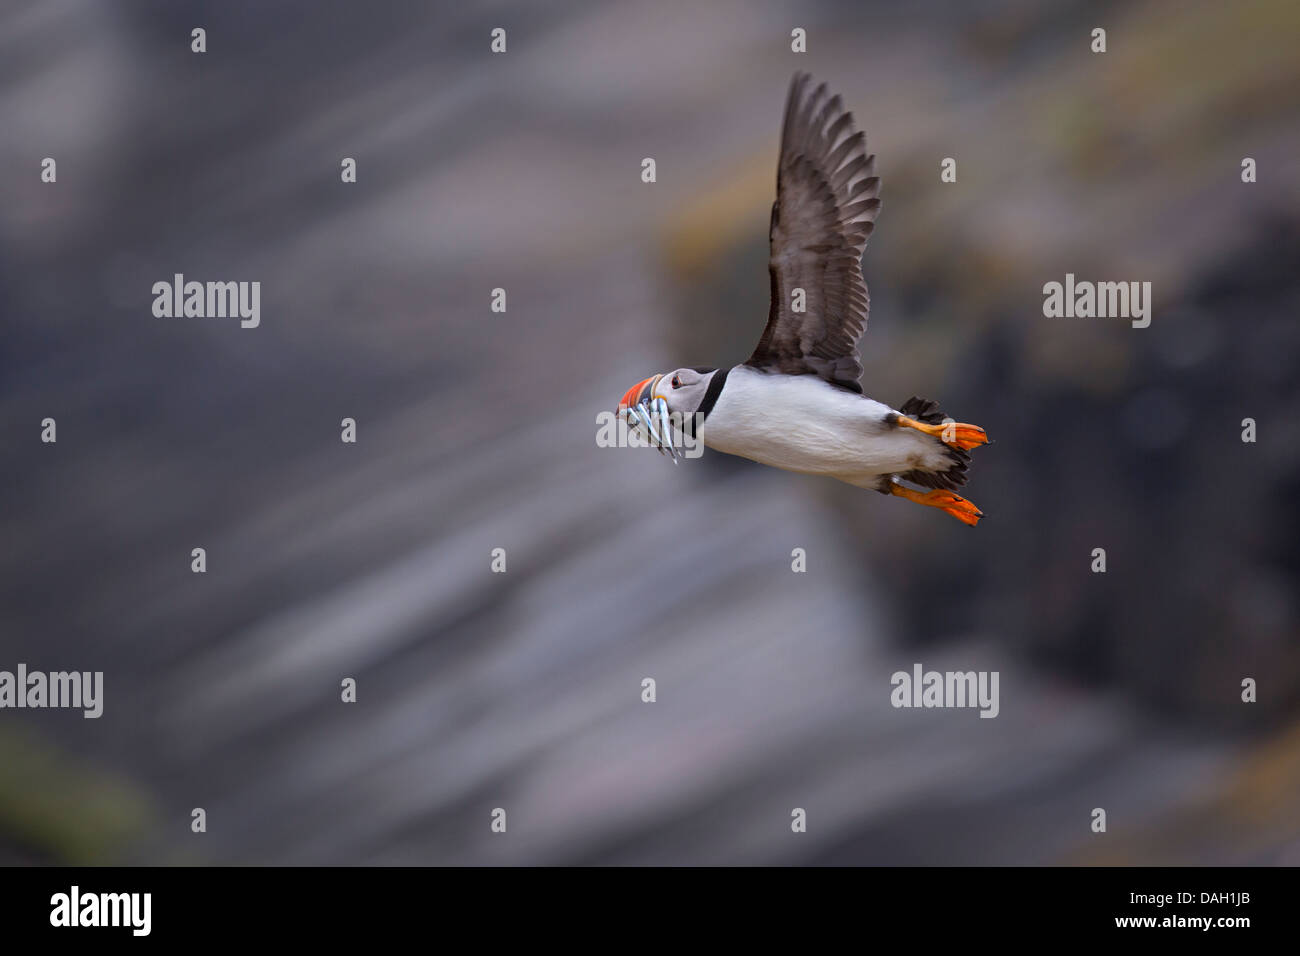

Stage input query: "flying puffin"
[{"left": 618, "top": 72, "right": 990, "bottom": 526}]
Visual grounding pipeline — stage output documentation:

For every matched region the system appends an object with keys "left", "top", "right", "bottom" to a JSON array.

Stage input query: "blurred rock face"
[{"left": 1, "top": 0, "right": 1297, "bottom": 865}]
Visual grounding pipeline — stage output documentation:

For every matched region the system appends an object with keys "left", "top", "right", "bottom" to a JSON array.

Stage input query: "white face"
[{"left": 654, "top": 367, "right": 715, "bottom": 419}]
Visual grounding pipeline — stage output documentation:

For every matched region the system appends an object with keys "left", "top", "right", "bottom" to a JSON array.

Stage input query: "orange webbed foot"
[
  {"left": 896, "top": 415, "right": 990, "bottom": 451},
  {"left": 889, "top": 481, "right": 984, "bottom": 527}
]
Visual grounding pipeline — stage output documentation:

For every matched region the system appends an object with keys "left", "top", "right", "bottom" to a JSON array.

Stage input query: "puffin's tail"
[{"left": 890, "top": 396, "right": 971, "bottom": 491}]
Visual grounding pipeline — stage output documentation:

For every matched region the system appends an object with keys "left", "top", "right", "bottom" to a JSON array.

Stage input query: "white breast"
[{"left": 699, "top": 366, "right": 948, "bottom": 485}]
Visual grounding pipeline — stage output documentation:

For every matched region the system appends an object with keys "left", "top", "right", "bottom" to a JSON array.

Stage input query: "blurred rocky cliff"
[{"left": 1, "top": 0, "right": 1297, "bottom": 865}]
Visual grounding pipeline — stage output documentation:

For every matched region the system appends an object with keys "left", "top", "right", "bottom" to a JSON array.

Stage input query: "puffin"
[{"left": 618, "top": 72, "right": 990, "bottom": 526}]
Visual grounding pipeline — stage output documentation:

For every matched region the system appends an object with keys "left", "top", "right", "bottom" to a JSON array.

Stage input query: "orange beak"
[{"left": 617, "top": 375, "right": 659, "bottom": 412}]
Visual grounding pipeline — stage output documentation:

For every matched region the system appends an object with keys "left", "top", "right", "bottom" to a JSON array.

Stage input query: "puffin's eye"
[{"left": 671, "top": 375, "right": 682, "bottom": 389}]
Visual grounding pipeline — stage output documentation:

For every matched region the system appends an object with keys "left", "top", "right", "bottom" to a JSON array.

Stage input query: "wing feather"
[{"left": 746, "top": 73, "right": 880, "bottom": 393}]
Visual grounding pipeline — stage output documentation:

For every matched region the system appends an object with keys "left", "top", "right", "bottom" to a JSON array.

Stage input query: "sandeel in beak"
[{"left": 617, "top": 374, "right": 679, "bottom": 463}]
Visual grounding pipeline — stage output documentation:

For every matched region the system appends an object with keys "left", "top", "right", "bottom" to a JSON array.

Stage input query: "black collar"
[{"left": 696, "top": 367, "right": 729, "bottom": 422}]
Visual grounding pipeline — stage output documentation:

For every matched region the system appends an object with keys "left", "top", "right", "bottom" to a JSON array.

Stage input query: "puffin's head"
[{"left": 617, "top": 367, "right": 718, "bottom": 420}]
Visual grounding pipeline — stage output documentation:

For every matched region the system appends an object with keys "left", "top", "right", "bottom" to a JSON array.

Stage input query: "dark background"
[{"left": 1, "top": 0, "right": 1297, "bottom": 864}]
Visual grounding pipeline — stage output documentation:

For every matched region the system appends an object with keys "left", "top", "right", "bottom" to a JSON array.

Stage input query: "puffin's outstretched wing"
[{"left": 745, "top": 73, "right": 881, "bottom": 394}]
